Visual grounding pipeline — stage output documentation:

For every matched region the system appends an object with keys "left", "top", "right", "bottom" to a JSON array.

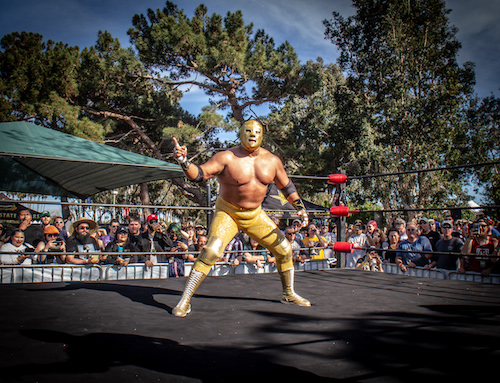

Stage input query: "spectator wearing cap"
[
  {"left": 102, "top": 226, "right": 138, "bottom": 266},
  {"left": 418, "top": 217, "right": 441, "bottom": 250},
  {"left": 429, "top": 220, "right": 464, "bottom": 270},
  {"left": 35, "top": 225, "right": 66, "bottom": 264},
  {"left": 136, "top": 214, "right": 171, "bottom": 266},
  {"left": 65, "top": 218, "right": 101, "bottom": 265},
  {"left": 195, "top": 225, "right": 207, "bottom": 238},
  {"left": 40, "top": 211, "right": 51, "bottom": 228},
  {"left": 395, "top": 223, "right": 433, "bottom": 271},
  {"left": 292, "top": 219, "right": 304, "bottom": 241}
]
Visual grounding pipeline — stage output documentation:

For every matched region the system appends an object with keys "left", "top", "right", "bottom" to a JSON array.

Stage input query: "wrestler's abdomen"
[{"left": 217, "top": 157, "right": 276, "bottom": 209}]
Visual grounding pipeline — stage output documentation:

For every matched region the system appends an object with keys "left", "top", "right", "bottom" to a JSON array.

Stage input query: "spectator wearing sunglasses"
[
  {"left": 65, "top": 218, "right": 100, "bottom": 265},
  {"left": 35, "top": 225, "right": 66, "bottom": 264}
]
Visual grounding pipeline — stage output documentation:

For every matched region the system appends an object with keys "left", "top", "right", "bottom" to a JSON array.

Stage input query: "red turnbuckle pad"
[
  {"left": 333, "top": 242, "right": 353, "bottom": 253},
  {"left": 328, "top": 174, "right": 348, "bottom": 184},
  {"left": 330, "top": 206, "right": 359, "bottom": 217}
]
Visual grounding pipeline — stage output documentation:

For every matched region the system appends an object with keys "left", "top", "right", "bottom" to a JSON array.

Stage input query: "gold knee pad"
[
  {"left": 194, "top": 237, "right": 225, "bottom": 275},
  {"left": 272, "top": 236, "right": 294, "bottom": 272}
]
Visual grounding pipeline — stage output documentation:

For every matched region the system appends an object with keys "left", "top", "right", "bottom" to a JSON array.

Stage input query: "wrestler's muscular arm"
[
  {"left": 273, "top": 156, "right": 309, "bottom": 227},
  {"left": 172, "top": 137, "right": 224, "bottom": 181}
]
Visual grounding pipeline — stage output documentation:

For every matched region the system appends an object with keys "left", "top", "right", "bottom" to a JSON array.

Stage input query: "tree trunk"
[{"left": 140, "top": 182, "right": 151, "bottom": 220}]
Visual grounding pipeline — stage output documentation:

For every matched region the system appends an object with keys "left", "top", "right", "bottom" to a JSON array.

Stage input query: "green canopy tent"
[{"left": 0, "top": 121, "right": 184, "bottom": 199}]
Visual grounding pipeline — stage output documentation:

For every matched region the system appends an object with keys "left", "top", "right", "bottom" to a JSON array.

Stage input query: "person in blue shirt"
[{"left": 395, "top": 223, "right": 433, "bottom": 271}]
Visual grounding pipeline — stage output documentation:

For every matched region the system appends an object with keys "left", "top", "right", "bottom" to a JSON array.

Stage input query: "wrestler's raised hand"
[
  {"left": 172, "top": 137, "right": 187, "bottom": 162},
  {"left": 297, "top": 209, "right": 309, "bottom": 228}
]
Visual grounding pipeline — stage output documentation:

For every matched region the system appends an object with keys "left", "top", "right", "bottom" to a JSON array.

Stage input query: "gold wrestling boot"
[
  {"left": 172, "top": 269, "right": 206, "bottom": 317},
  {"left": 279, "top": 268, "right": 311, "bottom": 307}
]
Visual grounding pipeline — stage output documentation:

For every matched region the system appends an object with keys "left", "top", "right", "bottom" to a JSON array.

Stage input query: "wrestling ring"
[{"left": 1, "top": 163, "right": 499, "bottom": 382}]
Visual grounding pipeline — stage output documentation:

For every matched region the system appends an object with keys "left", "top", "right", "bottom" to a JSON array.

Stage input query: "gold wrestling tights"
[{"left": 172, "top": 197, "right": 310, "bottom": 317}]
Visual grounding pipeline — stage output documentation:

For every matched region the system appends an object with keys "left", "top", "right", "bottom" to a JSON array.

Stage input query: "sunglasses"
[{"left": 78, "top": 226, "right": 90, "bottom": 231}]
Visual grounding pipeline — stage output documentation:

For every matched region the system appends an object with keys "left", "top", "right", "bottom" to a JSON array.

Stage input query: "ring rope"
[{"left": 289, "top": 160, "right": 500, "bottom": 181}]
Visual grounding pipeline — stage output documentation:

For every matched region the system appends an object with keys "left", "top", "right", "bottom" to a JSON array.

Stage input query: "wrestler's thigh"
[
  {"left": 207, "top": 209, "right": 239, "bottom": 247},
  {"left": 244, "top": 211, "right": 284, "bottom": 249}
]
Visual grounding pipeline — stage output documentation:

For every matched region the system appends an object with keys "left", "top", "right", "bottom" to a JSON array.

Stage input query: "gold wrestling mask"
[{"left": 240, "top": 120, "right": 263, "bottom": 152}]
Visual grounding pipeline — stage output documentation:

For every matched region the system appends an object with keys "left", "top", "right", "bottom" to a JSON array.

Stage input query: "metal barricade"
[
  {"left": 382, "top": 263, "right": 446, "bottom": 279},
  {"left": 0, "top": 264, "right": 102, "bottom": 284},
  {"left": 0, "top": 258, "right": 335, "bottom": 284},
  {"left": 448, "top": 271, "right": 500, "bottom": 284},
  {"left": 383, "top": 263, "right": 500, "bottom": 284},
  {"left": 102, "top": 264, "right": 169, "bottom": 281}
]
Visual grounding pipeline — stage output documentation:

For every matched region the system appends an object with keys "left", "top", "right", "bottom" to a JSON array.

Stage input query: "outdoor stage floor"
[{"left": 1, "top": 269, "right": 499, "bottom": 383}]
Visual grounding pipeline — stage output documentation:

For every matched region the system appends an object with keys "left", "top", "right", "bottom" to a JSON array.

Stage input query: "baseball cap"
[
  {"left": 40, "top": 211, "right": 51, "bottom": 217},
  {"left": 116, "top": 226, "right": 128, "bottom": 234},
  {"left": 418, "top": 217, "right": 429, "bottom": 224},
  {"left": 147, "top": 214, "right": 158, "bottom": 222},
  {"left": 441, "top": 220, "right": 453, "bottom": 228},
  {"left": 44, "top": 225, "right": 60, "bottom": 235}
]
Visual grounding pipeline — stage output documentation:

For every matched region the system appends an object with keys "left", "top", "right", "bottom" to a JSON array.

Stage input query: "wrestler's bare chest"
[{"left": 219, "top": 154, "right": 276, "bottom": 187}]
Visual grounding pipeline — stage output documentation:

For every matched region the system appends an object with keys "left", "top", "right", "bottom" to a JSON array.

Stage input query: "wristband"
[
  {"left": 176, "top": 157, "right": 191, "bottom": 171},
  {"left": 292, "top": 198, "right": 306, "bottom": 211}
]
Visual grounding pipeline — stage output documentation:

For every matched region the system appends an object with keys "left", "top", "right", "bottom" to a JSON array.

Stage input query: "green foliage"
[
  {"left": 0, "top": 32, "right": 103, "bottom": 137},
  {"left": 466, "top": 95, "right": 500, "bottom": 206},
  {"left": 322, "top": 0, "right": 476, "bottom": 215},
  {"left": 128, "top": 1, "right": 317, "bottom": 122}
]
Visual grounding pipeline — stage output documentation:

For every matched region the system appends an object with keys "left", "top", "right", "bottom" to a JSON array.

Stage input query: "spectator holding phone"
[
  {"left": 35, "top": 225, "right": 67, "bottom": 264},
  {"left": 459, "top": 218, "right": 499, "bottom": 276}
]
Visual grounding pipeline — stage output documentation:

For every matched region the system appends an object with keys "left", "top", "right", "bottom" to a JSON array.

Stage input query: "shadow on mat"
[
  {"left": 1, "top": 329, "right": 336, "bottom": 382},
  {"left": 250, "top": 304, "right": 500, "bottom": 382},
  {"left": 41, "top": 282, "right": 279, "bottom": 314}
]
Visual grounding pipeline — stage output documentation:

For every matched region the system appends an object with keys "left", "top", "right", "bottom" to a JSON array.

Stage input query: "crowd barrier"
[
  {"left": 382, "top": 263, "right": 500, "bottom": 284},
  {"left": 0, "top": 258, "right": 334, "bottom": 284},
  {"left": 1, "top": 259, "right": 498, "bottom": 284}
]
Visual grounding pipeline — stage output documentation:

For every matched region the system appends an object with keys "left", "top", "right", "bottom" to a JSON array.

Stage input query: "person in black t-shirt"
[
  {"left": 430, "top": 220, "right": 464, "bottom": 270},
  {"left": 418, "top": 217, "right": 441, "bottom": 250},
  {"left": 2, "top": 209, "right": 43, "bottom": 248},
  {"left": 66, "top": 218, "right": 100, "bottom": 265}
]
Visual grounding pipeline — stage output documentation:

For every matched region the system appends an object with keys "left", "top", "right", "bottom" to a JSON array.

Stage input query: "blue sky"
[
  {"left": 1, "top": 0, "right": 495, "bottom": 207},
  {"left": 1, "top": 0, "right": 499, "bottom": 118}
]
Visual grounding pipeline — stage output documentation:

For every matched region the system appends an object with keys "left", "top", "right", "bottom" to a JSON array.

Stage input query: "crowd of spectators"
[{"left": 1, "top": 208, "right": 499, "bottom": 278}]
